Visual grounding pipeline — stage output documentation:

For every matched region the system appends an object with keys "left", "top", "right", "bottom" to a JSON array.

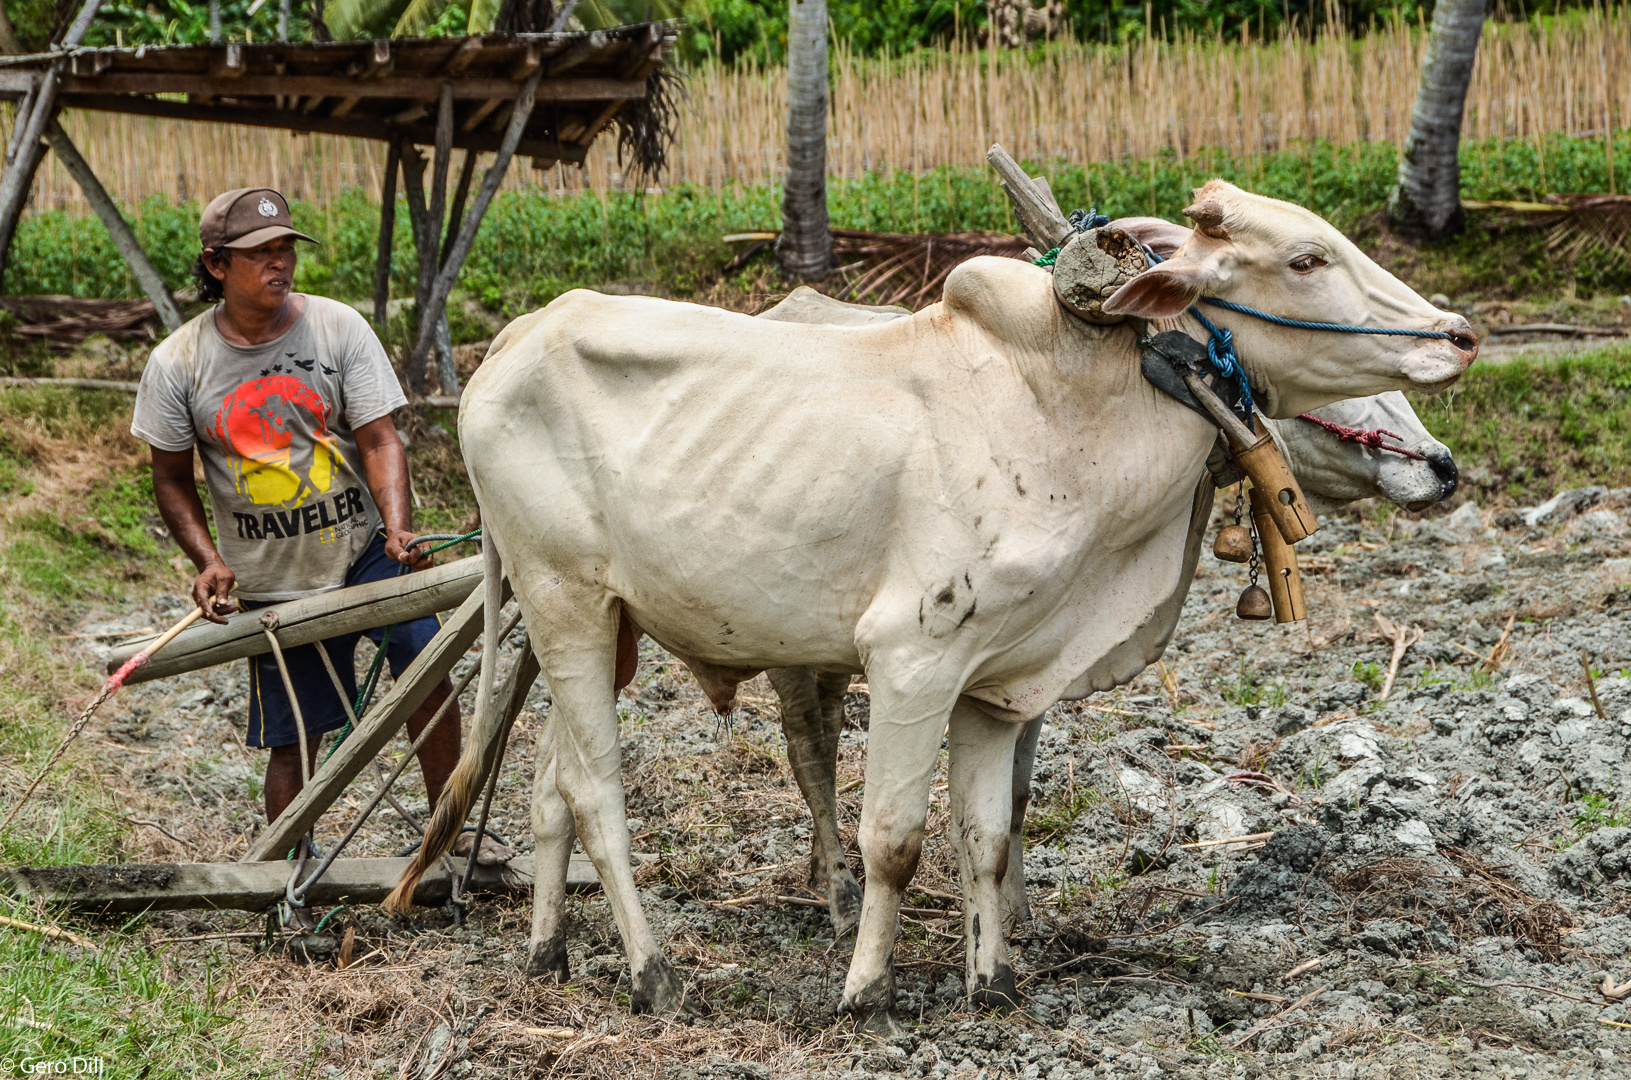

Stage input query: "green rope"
[{"left": 1032, "top": 246, "right": 1061, "bottom": 267}]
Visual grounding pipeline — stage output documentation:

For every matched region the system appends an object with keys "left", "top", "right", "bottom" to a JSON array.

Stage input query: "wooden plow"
[{"left": 0, "top": 549, "right": 609, "bottom": 921}]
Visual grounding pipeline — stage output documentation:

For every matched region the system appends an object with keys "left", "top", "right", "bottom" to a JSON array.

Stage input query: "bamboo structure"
[{"left": 6, "top": 8, "right": 1630, "bottom": 209}]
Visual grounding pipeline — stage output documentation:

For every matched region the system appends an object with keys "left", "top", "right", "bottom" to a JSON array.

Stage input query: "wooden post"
[
  {"left": 0, "top": 0, "right": 105, "bottom": 290},
  {"left": 440, "top": 149, "right": 477, "bottom": 269},
  {"left": 0, "top": 70, "right": 62, "bottom": 288},
  {"left": 986, "top": 143, "right": 1072, "bottom": 253},
  {"left": 43, "top": 121, "right": 183, "bottom": 333},
  {"left": 243, "top": 577, "right": 511, "bottom": 862},
  {"left": 374, "top": 137, "right": 401, "bottom": 327},
  {"left": 405, "top": 85, "right": 455, "bottom": 395},
  {"left": 105, "top": 555, "right": 482, "bottom": 683},
  {"left": 408, "top": 70, "right": 542, "bottom": 382}
]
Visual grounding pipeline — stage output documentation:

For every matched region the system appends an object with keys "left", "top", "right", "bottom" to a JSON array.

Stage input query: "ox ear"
[{"left": 1102, "top": 258, "right": 1218, "bottom": 319}]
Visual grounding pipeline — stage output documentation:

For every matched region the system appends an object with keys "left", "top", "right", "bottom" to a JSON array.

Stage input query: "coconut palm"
[
  {"left": 776, "top": 0, "right": 833, "bottom": 279},
  {"left": 1388, "top": 0, "right": 1487, "bottom": 241}
]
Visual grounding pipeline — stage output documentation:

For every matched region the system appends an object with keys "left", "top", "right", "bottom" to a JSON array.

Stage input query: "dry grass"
[{"left": 7, "top": 8, "right": 1631, "bottom": 212}]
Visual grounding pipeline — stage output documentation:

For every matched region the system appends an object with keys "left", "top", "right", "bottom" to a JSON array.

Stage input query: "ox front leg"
[
  {"left": 1002, "top": 716, "right": 1045, "bottom": 932},
  {"left": 540, "top": 605, "right": 684, "bottom": 1017},
  {"left": 841, "top": 686, "right": 956, "bottom": 1035},
  {"left": 770, "top": 667, "right": 861, "bottom": 933},
  {"left": 947, "top": 699, "right": 1023, "bottom": 1011},
  {"left": 526, "top": 707, "right": 576, "bottom": 981}
]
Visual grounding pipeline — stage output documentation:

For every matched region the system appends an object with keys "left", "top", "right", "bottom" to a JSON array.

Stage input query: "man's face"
[{"left": 209, "top": 237, "right": 298, "bottom": 309}]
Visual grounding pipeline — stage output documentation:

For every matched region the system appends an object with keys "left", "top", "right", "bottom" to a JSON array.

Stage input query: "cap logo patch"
[{"left": 257, "top": 197, "right": 279, "bottom": 218}]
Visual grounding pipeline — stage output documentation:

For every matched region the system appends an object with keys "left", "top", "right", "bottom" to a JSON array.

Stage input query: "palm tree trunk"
[
  {"left": 777, "top": 0, "right": 832, "bottom": 279},
  {"left": 1388, "top": 0, "right": 1486, "bottom": 241}
]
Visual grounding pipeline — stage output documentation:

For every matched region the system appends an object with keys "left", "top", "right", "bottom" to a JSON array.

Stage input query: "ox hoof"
[
  {"left": 630, "top": 957, "right": 686, "bottom": 1016},
  {"left": 524, "top": 937, "right": 570, "bottom": 982},
  {"left": 828, "top": 873, "right": 863, "bottom": 935},
  {"left": 970, "top": 964, "right": 1020, "bottom": 1013},
  {"left": 842, "top": 971, "right": 900, "bottom": 1035}
]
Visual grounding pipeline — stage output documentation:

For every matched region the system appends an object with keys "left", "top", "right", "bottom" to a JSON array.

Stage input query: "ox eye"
[{"left": 1289, "top": 254, "right": 1328, "bottom": 274}]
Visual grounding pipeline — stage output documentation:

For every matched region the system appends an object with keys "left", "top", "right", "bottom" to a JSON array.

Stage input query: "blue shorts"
[{"left": 244, "top": 532, "right": 444, "bottom": 750}]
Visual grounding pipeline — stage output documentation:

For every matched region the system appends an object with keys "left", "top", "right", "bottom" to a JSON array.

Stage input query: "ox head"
[
  {"left": 1270, "top": 392, "right": 1458, "bottom": 516},
  {"left": 1102, "top": 182, "right": 1478, "bottom": 417}
]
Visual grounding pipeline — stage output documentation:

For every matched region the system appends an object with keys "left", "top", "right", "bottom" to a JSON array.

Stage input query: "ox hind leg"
[
  {"left": 947, "top": 699, "right": 1023, "bottom": 1010},
  {"left": 769, "top": 668, "right": 861, "bottom": 933},
  {"left": 526, "top": 704, "right": 575, "bottom": 980},
  {"left": 527, "top": 595, "right": 683, "bottom": 1015},
  {"left": 1001, "top": 716, "right": 1044, "bottom": 931}
]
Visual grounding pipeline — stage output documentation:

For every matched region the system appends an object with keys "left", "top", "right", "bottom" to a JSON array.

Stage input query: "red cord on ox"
[{"left": 1297, "top": 413, "right": 1428, "bottom": 460}]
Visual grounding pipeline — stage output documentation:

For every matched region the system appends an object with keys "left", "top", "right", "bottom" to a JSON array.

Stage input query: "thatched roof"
[{"left": 0, "top": 24, "right": 679, "bottom": 176}]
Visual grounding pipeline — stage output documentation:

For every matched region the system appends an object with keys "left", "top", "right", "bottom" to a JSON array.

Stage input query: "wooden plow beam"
[
  {"left": 0, "top": 854, "right": 602, "bottom": 913},
  {"left": 104, "top": 554, "right": 482, "bottom": 685}
]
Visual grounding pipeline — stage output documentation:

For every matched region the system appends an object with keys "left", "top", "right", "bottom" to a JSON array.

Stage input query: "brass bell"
[
  {"left": 1236, "top": 584, "right": 1273, "bottom": 620},
  {"left": 1213, "top": 524, "right": 1253, "bottom": 563}
]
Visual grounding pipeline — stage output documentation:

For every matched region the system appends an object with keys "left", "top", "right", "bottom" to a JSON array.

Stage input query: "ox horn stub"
[
  {"left": 1182, "top": 200, "right": 1231, "bottom": 240},
  {"left": 1052, "top": 226, "right": 1148, "bottom": 325}
]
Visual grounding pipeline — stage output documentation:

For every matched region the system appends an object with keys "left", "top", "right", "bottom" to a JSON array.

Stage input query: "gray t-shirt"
[{"left": 132, "top": 296, "right": 407, "bottom": 601}]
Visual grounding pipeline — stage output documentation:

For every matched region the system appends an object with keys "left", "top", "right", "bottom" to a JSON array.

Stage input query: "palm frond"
[
  {"left": 391, "top": 0, "right": 454, "bottom": 37},
  {"left": 323, "top": 0, "right": 413, "bottom": 38}
]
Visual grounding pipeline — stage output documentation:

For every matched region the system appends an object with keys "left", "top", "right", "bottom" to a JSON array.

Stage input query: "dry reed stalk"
[{"left": 2, "top": 12, "right": 1627, "bottom": 211}]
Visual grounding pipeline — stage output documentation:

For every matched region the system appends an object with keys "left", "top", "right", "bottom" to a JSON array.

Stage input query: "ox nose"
[
  {"left": 1425, "top": 446, "right": 1459, "bottom": 499},
  {"left": 1436, "top": 314, "right": 1479, "bottom": 365}
]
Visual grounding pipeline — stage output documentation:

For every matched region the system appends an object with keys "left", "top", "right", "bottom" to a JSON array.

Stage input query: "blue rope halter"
[{"left": 1136, "top": 243, "right": 1458, "bottom": 420}]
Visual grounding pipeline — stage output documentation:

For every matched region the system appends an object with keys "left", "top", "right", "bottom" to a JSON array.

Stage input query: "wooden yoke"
[
  {"left": 1248, "top": 483, "right": 1308, "bottom": 623},
  {"left": 1181, "top": 375, "right": 1318, "bottom": 544}
]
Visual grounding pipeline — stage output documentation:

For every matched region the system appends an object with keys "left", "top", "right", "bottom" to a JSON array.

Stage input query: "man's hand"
[
  {"left": 192, "top": 560, "right": 238, "bottom": 624},
  {"left": 385, "top": 528, "right": 432, "bottom": 571}
]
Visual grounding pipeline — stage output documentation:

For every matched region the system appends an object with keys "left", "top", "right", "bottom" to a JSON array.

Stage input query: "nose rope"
[
  {"left": 1294, "top": 413, "right": 1429, "bottom": 461},
  {"left": 1133, "top": 241, "right": 1462, "bottom": 423}
]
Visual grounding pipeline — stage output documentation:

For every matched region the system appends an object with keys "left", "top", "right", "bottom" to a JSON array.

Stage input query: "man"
[{"left": 131, "top": 188, "right": 491, "bottom": 923}]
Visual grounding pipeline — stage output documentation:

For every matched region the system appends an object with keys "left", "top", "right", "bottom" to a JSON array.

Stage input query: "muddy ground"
[{"left": 62, "top": 485, "right": 1631, "bottom": 1079}]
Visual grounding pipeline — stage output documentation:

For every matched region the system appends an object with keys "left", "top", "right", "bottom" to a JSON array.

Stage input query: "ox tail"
[{"left": 384, "top": 529, "right": 507, "bottom": 915}]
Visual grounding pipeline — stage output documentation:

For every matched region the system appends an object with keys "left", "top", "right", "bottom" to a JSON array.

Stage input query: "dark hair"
[{"left": 191, "top": 248, "right": 231, "bottom": 303}]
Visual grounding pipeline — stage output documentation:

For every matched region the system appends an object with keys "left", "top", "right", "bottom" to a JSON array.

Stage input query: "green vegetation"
[
  {"left": 8, "top": 130, "right": 1631, "bottom": 323},
  {"left": 0, "top": 895, "right": 278, "bottom": 1079},
  {"left": 1410, "top": 343, "right": 1631, "bottom": 501},
  {"left": 1572, "top": 791, "right": 1631, "bottom": 835}
]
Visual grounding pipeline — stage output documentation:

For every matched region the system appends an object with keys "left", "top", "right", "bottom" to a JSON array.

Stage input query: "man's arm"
[
  {"left": 354, "top": 414, "right": 429, "bottom": 569},
  {"left": 151, "top": 446, "right": 237, "bottom": 624}
]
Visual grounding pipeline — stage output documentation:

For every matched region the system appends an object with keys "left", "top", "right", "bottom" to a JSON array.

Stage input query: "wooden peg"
[{"left": 1248, "top": 484, "right": 1308, "bottom": 624}]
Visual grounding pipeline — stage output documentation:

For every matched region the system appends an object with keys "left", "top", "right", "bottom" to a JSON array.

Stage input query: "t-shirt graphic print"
[{"left": 132, "top": 296, "right": 408, "bottom": 601}]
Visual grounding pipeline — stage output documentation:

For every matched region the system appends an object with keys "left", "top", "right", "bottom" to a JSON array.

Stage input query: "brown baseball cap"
[{"left": 199, "top": 188, "right": 319, "bottom": 250}]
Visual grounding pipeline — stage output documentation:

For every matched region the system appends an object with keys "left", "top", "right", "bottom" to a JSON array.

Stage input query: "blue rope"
[
  {"left": 1199, "top": 297, "right": 1457, "bottom": 340},
  {"left": 1134, "top": 242, "right": 1456, "bottom": 419}
]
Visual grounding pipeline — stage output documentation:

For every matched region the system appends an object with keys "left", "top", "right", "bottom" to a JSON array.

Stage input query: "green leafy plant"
[{"left": 1351, "top": 660, "right": 1384, "bottom": 692}]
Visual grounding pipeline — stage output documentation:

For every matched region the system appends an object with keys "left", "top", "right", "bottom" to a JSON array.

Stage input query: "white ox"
[
  {"left": 389, "top": 181, "right": 1476, "bottom": 1029},
  {"left": 753, "top": 277, "right": 1459, "bottom": 936}
]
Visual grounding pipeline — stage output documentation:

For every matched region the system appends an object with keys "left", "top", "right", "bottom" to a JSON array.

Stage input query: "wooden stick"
[
  {"left": 0, "top": 912, "right": 97, "bottom": 949},
  {"left": 0, "top": 377, "right": 138, "bottom": 393},
  {"left": 1229, "top": 985, "right": 1328, "bottom": 1048},
  {"left": 1180, "top": 831, "right": 1275, "bottom": 849},
  {"left": 1373, "top": 611, "right": 1423, "bottom": 700},
  {"left": 985, "top": 143, "right": 1070, "bottom": 251},
  {"left": 374, "top": 137, "right": 401, "bottom": 326},
  {"left": 1281, "top": 956, "right": 1324, "bottom": 982},
  {"left": 1583, "top": 651, "right": 1611, "bottom": 722},
  {"left": 41, "top": 121, "right": 181, "bottom": 332},
  {"left": 1482, "top": 613, "right": 1517, "bottom": 672}
]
